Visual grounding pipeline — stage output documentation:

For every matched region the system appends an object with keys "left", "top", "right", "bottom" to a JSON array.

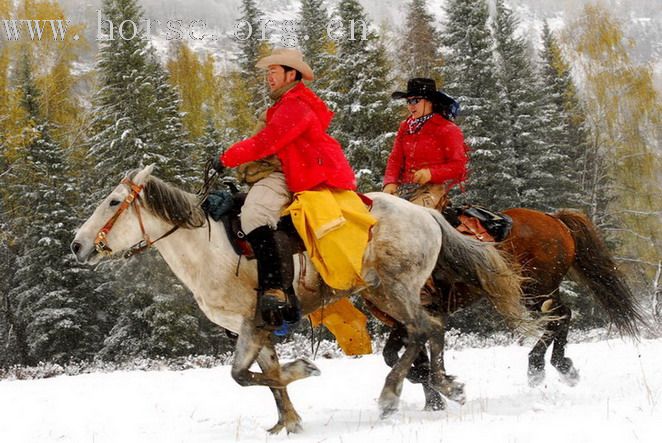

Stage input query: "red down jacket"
[
  {"left": 221, "top": 82, "right": 356, "bottom": 193},
  {"left": 383, "top": 114, "right": 468, "bottom": 189}
]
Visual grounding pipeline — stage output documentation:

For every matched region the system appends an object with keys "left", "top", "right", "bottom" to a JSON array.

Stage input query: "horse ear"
[{"left": 133, "top": 164, "right": 155, "bottom": 185}]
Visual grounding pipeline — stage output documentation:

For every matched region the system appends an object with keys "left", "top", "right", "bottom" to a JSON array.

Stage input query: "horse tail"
[
  {"left": 428, "top": 210, "right": 541, "bottom": 337},
  {"left": 554, "top": 209, "right": 645, "bottom": 337}
]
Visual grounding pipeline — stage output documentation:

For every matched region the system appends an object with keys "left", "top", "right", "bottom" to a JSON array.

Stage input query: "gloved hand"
[
  {"left": 383, "top": 183, "right": 398, "bottom": 195},
  {"left": 412, "top": 168, "right": 432, "bottom": 185},
  {"left": 210, "top": 154, "right": 225, "bottom": 175}
]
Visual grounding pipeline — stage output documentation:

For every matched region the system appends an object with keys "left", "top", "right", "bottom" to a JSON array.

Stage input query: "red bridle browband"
[{"left": 94, "top": 177, "right": 177, "bottom": 258}]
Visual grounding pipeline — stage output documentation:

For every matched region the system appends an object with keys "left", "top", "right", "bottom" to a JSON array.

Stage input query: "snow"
[{"left": 1, "top": 337, "right": 660, "bottom": 443}]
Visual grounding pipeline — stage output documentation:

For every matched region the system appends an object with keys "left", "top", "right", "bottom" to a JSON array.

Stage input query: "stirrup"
[{"left": 258, "top": 289, "right": 286, "bottom": 328}]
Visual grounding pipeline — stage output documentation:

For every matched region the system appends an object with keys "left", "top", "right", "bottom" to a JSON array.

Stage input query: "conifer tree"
[
  {"left": 537, "top": 22, "right": 586, "bottom": 212},
  {"left": 329, "top": 0, "right": 398, "bottom": 191},
  {"left": 236, "top": 0, "right": 270, "bottom": 111},
  {"left": 441, "top": 0, "right": 515, "bottom": 209},
  {"left": 5, "top": 51, "right": 109, "bottom": 364},
  {"left": 88, "top": 0, "right": 213, "bottom": 361},
  {"left": 492, "top": 0, "right": 544, "bottom": 208},
  {"left": 399, "top": 0, "right": 443, "bottom": 82},
  {"left": 88, "top": 0, "right": 193, "bottom": 191},
  {"left": 298, "top": 0, "right": 336, "bottom": 101}
]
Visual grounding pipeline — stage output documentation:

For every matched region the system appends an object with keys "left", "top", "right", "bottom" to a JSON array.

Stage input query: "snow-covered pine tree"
[
  {"left": 88, "top": 0, "right": 193, "bottom": 191},
  {"left": 441, "top": 0, "right": 516, "bottom": 209},
  {"left": 1, "top": 191, "right": 29, "bottom": 367},
  {"left": 236, "top": 0, "right": 270, "bottom": 111},
  {"left": 6, "top": 52, "right": 110, "bottom": 364},
  {"left": 492, "top": 0, "right": 545, "bottom": 209},
  {"left": 329, "top": 0, "right": 398, "bottom": 191},
  {"left": 88, "top": 0, "right": 215, "bottom": 361},
  {"left": 399, "top": 0, "right": 443, "bottom": 82},
  {"left": 298, "top": 0, "right": 336, "bottom": 102},
  {"left": 537, "top": 22, "right": 586, "bottom": 212}
]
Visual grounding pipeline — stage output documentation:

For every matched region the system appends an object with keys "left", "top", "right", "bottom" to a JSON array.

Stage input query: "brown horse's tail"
[
  {"left": 429, "top": 210, "right": 542, "bottom": 337},
  {"left": 554, "top": 209, "right": 645, "bottom": 337}
]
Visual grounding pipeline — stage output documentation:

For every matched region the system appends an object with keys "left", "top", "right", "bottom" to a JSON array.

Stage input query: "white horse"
[{"left": 71, "top": 165, "right": 531, "bottom": 433}]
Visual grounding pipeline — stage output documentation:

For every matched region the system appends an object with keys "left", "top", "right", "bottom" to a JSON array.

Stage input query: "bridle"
[{"left": 94, "top": 177, "right": 178, "bottom": 258}]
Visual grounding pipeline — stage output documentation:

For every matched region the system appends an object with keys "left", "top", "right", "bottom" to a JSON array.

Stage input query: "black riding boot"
[{"left": 245, "top": 225, "right": 300, "bottom": 329}]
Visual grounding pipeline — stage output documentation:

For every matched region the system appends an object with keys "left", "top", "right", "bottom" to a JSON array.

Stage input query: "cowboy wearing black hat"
[{"left": 383, "top": 78, "right": 467, "bottom": 209}]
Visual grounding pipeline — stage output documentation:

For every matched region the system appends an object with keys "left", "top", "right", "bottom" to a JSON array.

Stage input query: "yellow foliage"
[
  {"left": 226, "top": 71, "right": 257, "bottom": 138},
  {"left": 565, "top": 3, "right": 662, "bottom": 271},
  {"left": 167, "top": 43, "right": 228, "bottom": 138},
  {"left": 10, "top": 1, "right": 87, "bottom": 146}
]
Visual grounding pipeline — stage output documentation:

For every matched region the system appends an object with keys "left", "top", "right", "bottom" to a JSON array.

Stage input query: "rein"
[{"left": 94, "top": 163, "right": 218, "bottom": 259}]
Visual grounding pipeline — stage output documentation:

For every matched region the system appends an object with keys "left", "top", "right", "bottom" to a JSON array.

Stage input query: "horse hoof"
[
  {"left": 379, "top": 404, "right": 398, "bottom": 419},
  {"left": 378, "top": 391, "right": 399, "bottom": 419},
  {"left": 267, "top": 420, "right": 303, "bottom": 434},
  {"left": 424, "top": 397, "right": 447, "bottom": 411},
  {"left": 431, "top": 375, "right": 466, "bottom": 404},
  {"left": 299, "top": 357, "right": 321, "bottom": 377},
  {"left": 528, "top": 368, "right": 545, "bottom": 387},
  {"left": 267, "top": 423, "right": 284, "bottom": 434},
  {"left": 559, "top": 366, "right": 580, "bottom": 387},
  {"left": 423, "top": 388, "right": 446, "bottom": 411}
]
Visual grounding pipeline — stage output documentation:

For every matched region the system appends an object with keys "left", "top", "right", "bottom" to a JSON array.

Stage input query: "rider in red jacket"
[
  {"left": 383, "top": 78, "right": 467, "bottom": 210},
  {"left": 222, "top": 81, "right": 356, "bottom": 193},
  {"left": 215, "top": 48, "right": 355, "bottom": 331}
]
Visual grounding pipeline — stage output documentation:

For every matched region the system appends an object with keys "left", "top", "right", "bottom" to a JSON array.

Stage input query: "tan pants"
[
  {"left": 240, "top": 172, "right": 292, "bottom": 235},
  {"left": 397, "top": 183, "right": 449, "bottom": 210}
]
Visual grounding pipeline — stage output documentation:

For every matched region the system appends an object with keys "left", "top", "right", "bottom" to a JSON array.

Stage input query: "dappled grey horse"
[{"left": 71, "top": 165, "right": 532, "bottom": 433}]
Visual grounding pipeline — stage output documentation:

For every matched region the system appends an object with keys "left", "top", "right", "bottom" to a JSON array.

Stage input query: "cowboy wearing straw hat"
[{"left": 213, "top": 48, "right": 356, "bottom": 330}]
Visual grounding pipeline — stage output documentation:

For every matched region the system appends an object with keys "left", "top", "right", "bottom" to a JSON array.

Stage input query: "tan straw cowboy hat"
[{"left": 255, "top": 48, "right": 314, "bottom": 81}]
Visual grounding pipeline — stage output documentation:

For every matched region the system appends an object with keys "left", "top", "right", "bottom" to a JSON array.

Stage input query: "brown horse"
[{"left": 382, "top": 207, "right": 645, "bottom": 411}]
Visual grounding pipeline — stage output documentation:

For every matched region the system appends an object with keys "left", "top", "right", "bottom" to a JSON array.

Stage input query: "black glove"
[{"left": 210, "top": 154, "right": 225, "bottom": 175}]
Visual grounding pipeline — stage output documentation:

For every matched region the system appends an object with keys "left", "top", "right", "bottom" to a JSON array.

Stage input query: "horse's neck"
[
  {"left": 146, "top": 211, "right": 256, "bottom": 332},
  {"left": 144, "top": 206, "right": 330, "bottom": 332}
]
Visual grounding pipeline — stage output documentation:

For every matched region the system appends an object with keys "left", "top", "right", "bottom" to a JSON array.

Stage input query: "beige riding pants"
[
  {"left": 397, "top": 183, "right": 449, "bottom": 210},
  {"left": 240, "top": 172, "right": 292, "bottom": 235}
]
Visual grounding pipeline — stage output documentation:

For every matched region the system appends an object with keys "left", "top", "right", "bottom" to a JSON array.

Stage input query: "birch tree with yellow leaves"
[{"left": 565, "top": 4, "right": 661, "bottom": 280}]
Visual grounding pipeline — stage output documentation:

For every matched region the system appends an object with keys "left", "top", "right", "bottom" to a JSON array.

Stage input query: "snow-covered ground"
[{"left": 1, "top": 337, "right": 660, "bottom": 443}]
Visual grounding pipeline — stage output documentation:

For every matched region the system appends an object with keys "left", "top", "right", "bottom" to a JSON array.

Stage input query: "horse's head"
[{"left": 71, "top": 164, "right": 156, "bottom": 264}]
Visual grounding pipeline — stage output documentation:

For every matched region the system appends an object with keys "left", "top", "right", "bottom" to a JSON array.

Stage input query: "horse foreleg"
[
  {"left": 256, "top": 344, "right": 304, "bottom": 434},
  {"left": 549, "top": 303, "right": 579, "bottom": 386},
  {"left": 231, "top": 322, "right": 320, "bottom": 389}
]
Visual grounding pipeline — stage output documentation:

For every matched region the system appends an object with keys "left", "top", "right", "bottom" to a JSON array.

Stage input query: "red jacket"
[
  {"left": 221, "top": 83, "right": 356, "bottom": 193},
  {"left": 383, "top": 114, "right": 468, "bottom": 188}
]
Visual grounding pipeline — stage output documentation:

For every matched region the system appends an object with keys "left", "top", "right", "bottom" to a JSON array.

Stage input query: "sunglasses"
[{"left": 406, "top": 97, "right": 423, "bottom": 105}]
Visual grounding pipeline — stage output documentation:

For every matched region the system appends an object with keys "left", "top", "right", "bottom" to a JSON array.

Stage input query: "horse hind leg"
[
  {"left": 383, "top": 325, "right": 446, "bottom": 411},
  {"left": 427, "top": 314, "right": 466, "bottom": 405},
  {"left": 549, "top": 302, "right": 580, "bottom": 386},
  {"left": 256, "top": 344, "right": 304, "bottom": 434},
  {"left": 527, "top": 292, "right": 557, "bottom": 387},
  {"left": 378, "top": 325, "right": 426, "bottom": 418}
]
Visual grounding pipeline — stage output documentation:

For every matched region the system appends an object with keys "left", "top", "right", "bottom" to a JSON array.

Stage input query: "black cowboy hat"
[{"left": 391, "top": 78, "right": 455, "bottom": 107}]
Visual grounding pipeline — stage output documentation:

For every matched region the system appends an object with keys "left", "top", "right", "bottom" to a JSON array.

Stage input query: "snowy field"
[{"left": 1, "top": 337, "right": 660, "bottom": 443}]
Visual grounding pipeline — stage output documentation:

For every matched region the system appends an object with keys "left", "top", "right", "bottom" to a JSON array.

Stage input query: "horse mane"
[{"left": 129, "top": 170, "right": 206, "bottom": 229}]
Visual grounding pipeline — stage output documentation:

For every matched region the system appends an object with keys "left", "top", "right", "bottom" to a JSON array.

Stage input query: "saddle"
[
  {"left": 443, "top": 204, "right": 513, "bottom": 242},
  {"left": 201, "top": 189, "right": 303, "bottom": 258}
]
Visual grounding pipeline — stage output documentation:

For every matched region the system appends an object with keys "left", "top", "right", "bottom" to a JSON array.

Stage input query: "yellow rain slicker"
[
  {"left": 283, "top": 188, "right": 377, "bottom": 290},
  {"left": 284, "top": 189, "right": 377, "bottom": 355}
]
